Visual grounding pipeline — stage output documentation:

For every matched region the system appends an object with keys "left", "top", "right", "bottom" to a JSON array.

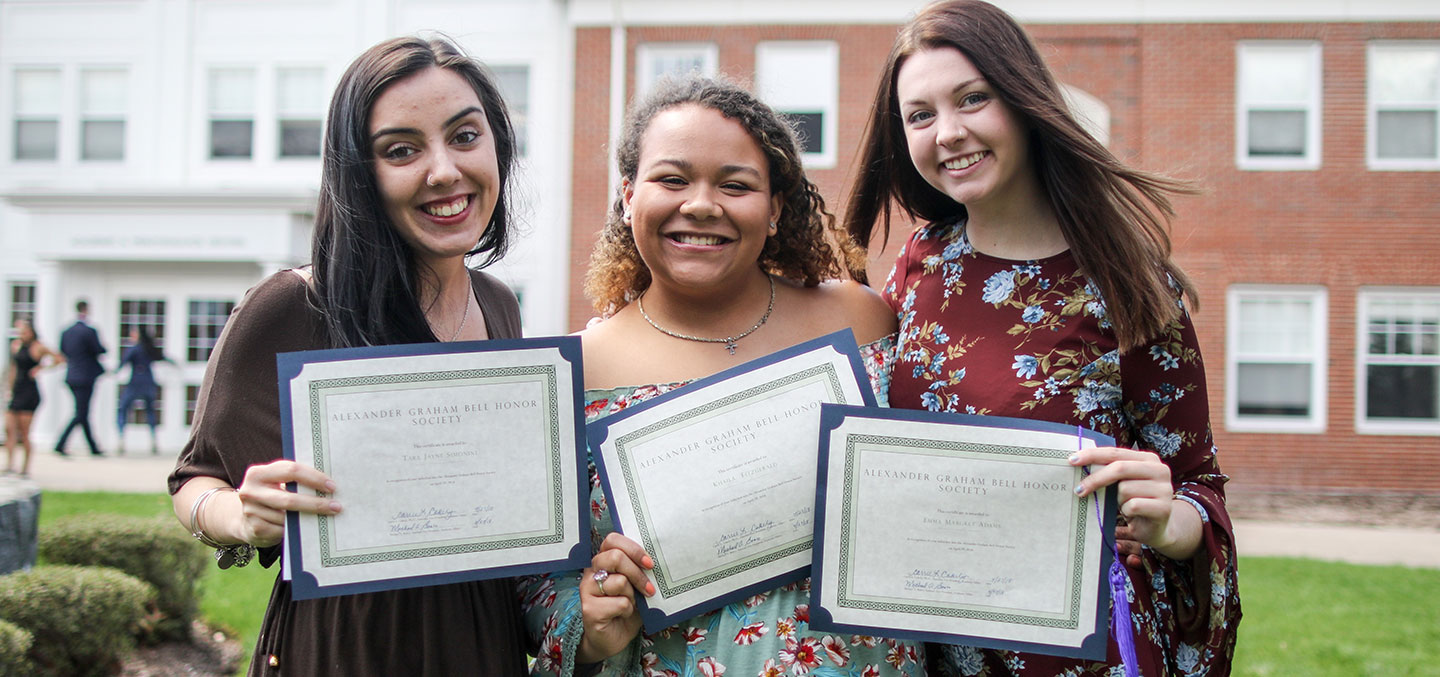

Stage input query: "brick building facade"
[{"left": 566, "top": 3, "right": 1440, "bottom": 496}]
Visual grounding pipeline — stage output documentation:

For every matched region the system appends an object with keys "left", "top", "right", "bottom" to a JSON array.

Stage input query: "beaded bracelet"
[{"left": 188, "top": 487, "right": 256, "bottom": 569}]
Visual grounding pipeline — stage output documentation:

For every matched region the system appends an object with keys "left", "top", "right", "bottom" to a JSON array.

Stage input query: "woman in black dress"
[{"left": 6, "top": 319, "right": 63, "bottom": 477}]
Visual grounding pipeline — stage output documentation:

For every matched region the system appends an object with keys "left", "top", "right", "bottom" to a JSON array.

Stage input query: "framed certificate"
[
  {"left": 812, "top": 405, "right": 1117, "bottom": 660},
  {"left": 587, "top": 330, "right": 876, "bottom": 630},
  {"left": 278, "top": 336, "right": 589, "bottom": 600}
]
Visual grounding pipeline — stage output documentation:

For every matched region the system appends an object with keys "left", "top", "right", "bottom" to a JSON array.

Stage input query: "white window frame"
[
  {"left": 12, "top": 67, "right": 63, "bottom": 162},
  {"left": 1367, "top": 41, "right": 1440, "bottom": 171},
  {"left": 1236, "top": 42, "right": 1323, "bottom": 171},
  {"left": 635, "top": 43, "right": 718, "bottom": 100},
  {"left": 1355, "top": 288, "right": 1440, "bottom": 435},
  {"left": 274, "top": 66, "right": 325, "bottom": 160},
  {"left": 79, "top": 67, "right": 128, "bottom": 162},
  {"left": 1225, "top": 285, "right": 1329, "bottom": 433},
  {"left": 489, "top": 64, "right": 530, "bottom": 158},
  {"left": 206, "top": 66, "right": 257, "bottom": 161},
  {"left": 754, "top": 41, "right": 839, "bottom": 168},
  {"left": 1061, "top": 84, "right": 1111, "bottom": 148},
  {"left": 6, "top": 280, "right": 37, "bottom": 338}
]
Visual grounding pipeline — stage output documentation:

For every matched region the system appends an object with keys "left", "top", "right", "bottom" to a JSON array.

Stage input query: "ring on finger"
[{"left": 593, "top": 569, "right": 610, "bottom": 596}]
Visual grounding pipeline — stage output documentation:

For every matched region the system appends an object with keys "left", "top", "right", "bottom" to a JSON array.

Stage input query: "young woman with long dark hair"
[
  {"left": 846, "top": 2, "right": 1240, "bottom": 675},
  {"left": 168, "top": 36, "right": 531, "bottom": 675}
]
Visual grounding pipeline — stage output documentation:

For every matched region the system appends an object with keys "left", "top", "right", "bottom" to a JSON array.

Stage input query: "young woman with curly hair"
[{"left": 521, "top": 75, "right": 922, "bottom": 676}]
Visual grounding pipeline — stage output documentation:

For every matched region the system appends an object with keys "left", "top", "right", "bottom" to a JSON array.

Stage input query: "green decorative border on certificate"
[
  {"left": 307, "top": 366, "right": 566, "bottom": 567},
  {"left": 835, "top": 434, "right": 1088, "bottom": 629},
  {"left": 614, "top": 364, "right": 846, "bottom": 597}
]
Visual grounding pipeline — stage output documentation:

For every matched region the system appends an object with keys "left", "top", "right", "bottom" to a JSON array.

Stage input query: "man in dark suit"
[{"left": 55, "top": 300, "right": 107, "bottom": 456}]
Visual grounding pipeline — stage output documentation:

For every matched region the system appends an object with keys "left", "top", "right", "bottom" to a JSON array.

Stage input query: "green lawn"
[
  {"left": 1233, "top": 557, "right": 1440, "bottom": 676},
  {"left": 32, "top": 492, "right": 1440, "bottom": 676}
]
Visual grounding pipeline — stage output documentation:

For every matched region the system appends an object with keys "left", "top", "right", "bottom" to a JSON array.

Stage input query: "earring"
[
  {"left": 768, "top": 220, "right": 778, "bottom": 234},
  {"left": 622, "top": 210, "right": 633, "bottom": 226}
]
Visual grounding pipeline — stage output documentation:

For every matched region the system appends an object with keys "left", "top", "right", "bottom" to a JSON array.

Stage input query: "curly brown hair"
[{"left": 585, "top": 75, "right": 867, "bottom": 315}]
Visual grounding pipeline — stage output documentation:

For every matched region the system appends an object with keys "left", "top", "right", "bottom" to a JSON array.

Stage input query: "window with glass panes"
[
  {"left": 81, "top": 68, "right": 126, "bottom": 161},
  {"left": 8, "top": 282, "right": 35, "bottom": 335},
  {"left": 187, "top": 299, "right": 234, "bottom": 362},
  {"left": 13, "top": 68, "right": 61, "bottom": 161},
  {"left": 1226, "top": 287, "right": 1327, "bottom": 431},
  {"left": 186, "top": 384, "right": 201, "bottom": 426},
  {"left": 118, "top": 299, "right": 166, "bottom": 352},
  {"left": 1359, "top": 291, "right": 1440, "bottom": 432},
  {"left": 491, "top": 65, "right": 529, "bottom": 157},
  {"left": 636, "top": 43, "right": 717, "bottom": 99},
  {"left": 755, "top": 41, "right": 838, "bottom": 167},
  {"left": 1237, "top": 42, "right": 1321, "bottom": 169},
  {"left": 1369, "top": 42, "right": 1440, "bottom": 167},
  {"left": 209, "top": 68, "right": 255, "bottom": 159},
  {"left": 277, "top": 67, "right": 323, "bottom": 158}
]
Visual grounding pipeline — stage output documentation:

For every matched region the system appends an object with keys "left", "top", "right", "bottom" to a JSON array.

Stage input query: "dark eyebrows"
[
  {"left": 369, "top": 106, "right": 486, "bottom": 143},
  {"left": 900, "top": 76, "right": 987, "bottom": 109},
  {"left": 445, "top": 106, "right": 485, "bottom": 128},
  {"left": 649, "top": 158, "right": 764, "bottom": 180}
]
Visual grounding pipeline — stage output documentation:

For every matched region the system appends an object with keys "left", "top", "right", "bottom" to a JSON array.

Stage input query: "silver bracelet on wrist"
[{"left": 189, "top": 486, "right": 256, "bottom": 569}]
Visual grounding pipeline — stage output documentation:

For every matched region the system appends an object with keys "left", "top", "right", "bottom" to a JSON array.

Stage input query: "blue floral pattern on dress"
[{"left": 884, "top": 220, "right": 1240, "bottom": 677}]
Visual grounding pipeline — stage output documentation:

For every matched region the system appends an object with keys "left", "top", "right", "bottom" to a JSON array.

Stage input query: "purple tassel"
[
  {"left": 1081, "top": 426, "right": 1139, "bottom": 677},
  {"left": 1109, "top": 546, "right": 1139, "bottom": 677}
]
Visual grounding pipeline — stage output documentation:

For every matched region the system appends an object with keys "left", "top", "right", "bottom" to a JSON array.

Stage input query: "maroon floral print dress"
[{"left": 884, "top": 220, "right": 1240, "bottom": 677}]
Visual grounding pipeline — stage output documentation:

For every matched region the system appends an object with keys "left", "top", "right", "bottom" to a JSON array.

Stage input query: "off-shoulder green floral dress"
[{"left": 520, "top": 336, "right": 927, "bottom": 677}]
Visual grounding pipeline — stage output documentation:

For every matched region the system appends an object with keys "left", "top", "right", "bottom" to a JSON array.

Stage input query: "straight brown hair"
[{"left": 844, "top": 0, "right": 1198, "bottom": 351}]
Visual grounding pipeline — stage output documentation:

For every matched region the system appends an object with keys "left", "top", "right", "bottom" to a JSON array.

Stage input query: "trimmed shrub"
[
  {"left": 0, "top": 565, "right": 155, "bottom": 677},
  {"left": 39, "top": 514, "right": 207, "bottom": 642},
  {"left": 0, "top": 618, "right": 35, "bottom": 676}
]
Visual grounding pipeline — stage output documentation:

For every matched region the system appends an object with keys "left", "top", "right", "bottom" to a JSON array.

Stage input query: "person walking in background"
[
  {"left": 6, "top": 319, "right": 64, "bottom": 477},
  {"left": 55, "top": 299, "right": 107, "bottom": 457},
  {"left": 115, "top": 326, "right": 171, "bottom": 455}
]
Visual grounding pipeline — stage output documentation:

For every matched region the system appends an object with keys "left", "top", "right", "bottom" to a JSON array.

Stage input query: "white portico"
[{"left": 5, "top": 189, "right": 312, "bottom": 452}]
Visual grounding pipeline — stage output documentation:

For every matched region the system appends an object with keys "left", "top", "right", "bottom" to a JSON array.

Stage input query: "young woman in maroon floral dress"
[{"left": 844, "top": 2, "right": 1240, "bottom": 676}]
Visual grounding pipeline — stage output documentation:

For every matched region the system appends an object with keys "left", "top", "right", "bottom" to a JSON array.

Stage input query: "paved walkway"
[{"left": 14, "top": 444, "right": 1440, "bottom": 569}]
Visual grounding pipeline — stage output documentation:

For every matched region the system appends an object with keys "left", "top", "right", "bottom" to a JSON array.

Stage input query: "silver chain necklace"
[
  {"left": 637, "top": 274, "right": 775, "bottom": 355},
  {"left": 446, "top": 295, "right": 470, "bottom": 342},
  {"left": 433, "top": 287, "right": 471, "bottom": 342}
]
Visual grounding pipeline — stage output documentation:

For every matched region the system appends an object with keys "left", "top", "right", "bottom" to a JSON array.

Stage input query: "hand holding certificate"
[
  {"left": 279, "top": 336, "right": 589, "bottom": 600},
  {"left": 811, "top": 406, "right": 1118, "bottom": 660},
  {"left": 587, "top": 331, "right": 876, "bottom": 630}
]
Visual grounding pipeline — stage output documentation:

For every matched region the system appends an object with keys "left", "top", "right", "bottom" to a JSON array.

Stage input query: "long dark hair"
[
  {"left": 135, "top": 326, "right": 164, "bottom": 362},
  {"left": 584, "top": 75, "right": 865, "bottom": 314},
  {"left": 844, "top": 0, "right": 1197, "bottom": 351},
  {"left": 311, "top": 36, "right": 518, "bottom": 348}
]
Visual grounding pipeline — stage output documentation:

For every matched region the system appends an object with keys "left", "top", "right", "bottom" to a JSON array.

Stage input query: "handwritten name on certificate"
[
  {"left": 279, "top": 337, "right": 588, "bottom": 600},
  {"left": 812, "top": 406, "right": 1115, "bottom": 660},
  {"left": 588, "top": 332, "right": 876, "bottom": 629}
]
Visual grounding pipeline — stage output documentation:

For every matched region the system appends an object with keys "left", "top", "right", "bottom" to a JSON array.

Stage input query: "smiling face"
[
  {"left": 369, "top": 66, "right": 500, "bottom": 269},
  {"left": 896, "top": 46, "right": 1035, "bottom": 212},
  {"left": 623, "top": 104, "right": 782, "bottom": 293}
]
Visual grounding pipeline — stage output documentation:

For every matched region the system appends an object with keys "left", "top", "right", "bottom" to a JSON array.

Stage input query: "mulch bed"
[{"left": 121, "top": 621, "right": 243, "bottom": 677}]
